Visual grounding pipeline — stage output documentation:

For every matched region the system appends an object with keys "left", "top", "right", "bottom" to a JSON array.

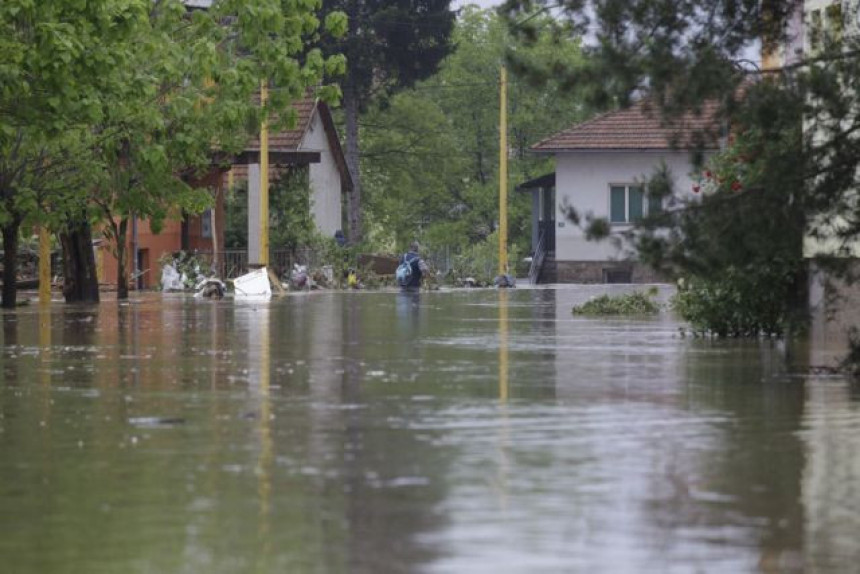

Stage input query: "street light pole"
[{"left": 498, "top": 65, "right": 508, "bottom": 276}]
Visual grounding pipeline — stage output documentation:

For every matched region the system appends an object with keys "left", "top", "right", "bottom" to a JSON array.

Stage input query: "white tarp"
[
  {"left": 161, "top": 263, "right": 184, "bottom": 292},
  {"left": 233, "top": 267, "right": 272, "bottom": 299}
]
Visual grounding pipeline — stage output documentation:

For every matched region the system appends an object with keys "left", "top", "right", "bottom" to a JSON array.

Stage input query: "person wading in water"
[{"left": 396, "top": 241, "right": 429, "bottom": 291}]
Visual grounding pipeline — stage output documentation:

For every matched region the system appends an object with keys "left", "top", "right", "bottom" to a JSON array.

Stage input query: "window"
[
  {"left": 201, "top": 208, "right": 212, "bottom": 238},
  {"left": 809, "top": 9, "right": 823, "bottom": 52},
  {"left": 609, "top": 185, "right": 661, "bottom": 223}
]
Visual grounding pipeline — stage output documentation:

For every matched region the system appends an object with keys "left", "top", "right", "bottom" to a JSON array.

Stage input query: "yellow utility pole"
[
  {"left": 498, "top": 66, "right": 508, "bottom": 276},
  {"left": 38, "top": 227, "right": 51, "bottom": 305},
  {"left": 260, "top": 81, "right": 270, "bottom": 266},
  {"left": 499, "top": 289, "right": 509, "bottom": 401}
]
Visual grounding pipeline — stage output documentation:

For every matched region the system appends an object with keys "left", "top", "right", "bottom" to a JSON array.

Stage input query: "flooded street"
[{"left": 2, "top": 286, "right": 859, "bottom": 573}]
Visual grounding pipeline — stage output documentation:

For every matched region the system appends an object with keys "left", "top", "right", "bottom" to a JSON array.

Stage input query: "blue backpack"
[{"left": 395, "top": 254, "right": 416, "bottom": 286}]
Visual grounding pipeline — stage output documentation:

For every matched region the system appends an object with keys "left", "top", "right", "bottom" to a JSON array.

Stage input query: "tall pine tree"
[{"left": 318, "top": 0, "right": 455, "bottom": 243}]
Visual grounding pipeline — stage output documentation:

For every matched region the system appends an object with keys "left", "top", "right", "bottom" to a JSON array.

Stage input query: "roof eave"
[{"left": 530, "top": 146, "right": 719, "bottom": 153}]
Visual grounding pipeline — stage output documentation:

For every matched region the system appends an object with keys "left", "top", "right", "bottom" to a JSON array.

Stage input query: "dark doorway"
[{"left": 137, "top": 249, "right": 150, "bottom": 289}]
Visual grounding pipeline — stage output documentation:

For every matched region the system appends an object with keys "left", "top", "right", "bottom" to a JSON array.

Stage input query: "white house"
[
  {"left": 230, "top": 96, "right": 353, "bottom": 238},
  {"left": 524, "top": 100, "right": 720, "bottom": 283}
]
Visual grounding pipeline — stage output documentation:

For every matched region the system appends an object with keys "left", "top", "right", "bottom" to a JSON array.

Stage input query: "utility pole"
[
  {"left": 498, "top": 65, "right": 508, "bottom": 276},
  {"left": 260, "top": 81, "right": 269, "bottom": 267},
  {"left": 39, "top": 227, "right": 51, "bottom": 304},
  {"left": 497, "top": 8, "right": 550, "bottom": 277}
]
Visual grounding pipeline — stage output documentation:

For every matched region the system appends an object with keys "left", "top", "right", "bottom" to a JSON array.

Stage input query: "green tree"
[
  {"left": 1, "top": 0, "right": 346, "bottom": 304},
  {"left": 502, "top": 0, "right": 860, "bottom": 335},
  {"left": 0, "top": 0, "right": 148, "bottom": 307},
  {"left": 317, "top": 0, "right": 456, "bottom": 244},
  {"left": 86, "top": 0, "right": 346, "bottom": 299},
  {"left": 360, "top": 8, "right": 587, "bottom": 259}
]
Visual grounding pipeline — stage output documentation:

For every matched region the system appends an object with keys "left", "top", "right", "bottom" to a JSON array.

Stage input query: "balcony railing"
[{"left": 528, "top": 230, "right": 547, "bottom": 285}]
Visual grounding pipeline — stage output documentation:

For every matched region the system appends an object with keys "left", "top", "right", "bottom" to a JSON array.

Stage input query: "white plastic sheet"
[
  {"left": 160, "top": 263, "right": 184, "bottom": 292},
  {"left": 233, "top": 267, "right": 272, "bottom": 299}
]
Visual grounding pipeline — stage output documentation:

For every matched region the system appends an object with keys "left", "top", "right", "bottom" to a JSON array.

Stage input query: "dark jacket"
[{"left": 400, "top": 251, "right": 423, "bottom": 288}]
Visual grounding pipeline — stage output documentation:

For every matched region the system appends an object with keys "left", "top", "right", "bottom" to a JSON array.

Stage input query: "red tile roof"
[
  {"left": 532, "top": 100, "right": 722, "bottom": 152},
  {"left": 225, "top": 96, "right": 353, "bottom": 192},
  {"left": 245, "top": 97, "right": 316, "bottom": 152}
]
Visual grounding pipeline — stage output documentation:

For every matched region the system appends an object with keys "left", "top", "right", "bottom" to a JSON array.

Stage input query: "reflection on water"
[{"left": 0, "top": 286, "right": 859, "bottom": 573}]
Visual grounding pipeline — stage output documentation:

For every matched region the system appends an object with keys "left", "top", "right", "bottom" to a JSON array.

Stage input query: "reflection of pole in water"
[
  {"left": 250, "top": 306, "right": 273, "bottom": 567},
  {"left": 39, "top": 306, "right": 51, "bottom": 352},
  {"left": 495, "top": 290, "right": 510, "bottom": 510},
  {"left": 39, "top": 305, "right": 51, "bottom": 427},
  {"left": 499, "top": 290, "right": 509, "bottom": 401}
]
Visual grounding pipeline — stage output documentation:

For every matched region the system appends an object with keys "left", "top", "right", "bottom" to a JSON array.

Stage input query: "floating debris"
[
  {"left": 128, "top": 416, "right": 186, "bottom": 428},
  {"left": 291, "top": 263, "right": 309, "bottom": 290},
  {"left": 194, "top": 277, "right": 226, "bottom": 299},
  {"left": 493, "top": 274, "right": 516, "bottom": 288},
  {"left": 233, "top": 267, "right": 272, "bottom": 300}
]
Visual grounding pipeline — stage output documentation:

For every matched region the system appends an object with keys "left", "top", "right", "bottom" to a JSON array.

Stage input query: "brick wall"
[{"left": 552, "top": 260, "right": 667, "bottom": 284}]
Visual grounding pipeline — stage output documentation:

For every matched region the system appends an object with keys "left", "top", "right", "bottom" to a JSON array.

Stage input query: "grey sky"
[{"left": 453, "top": 0, "right": 504, "bottom": 10}]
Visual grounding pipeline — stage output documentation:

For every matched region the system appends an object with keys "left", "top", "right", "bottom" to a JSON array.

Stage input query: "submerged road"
[{"left": 0, "top": 286, "right": 857, "bottom": 573}]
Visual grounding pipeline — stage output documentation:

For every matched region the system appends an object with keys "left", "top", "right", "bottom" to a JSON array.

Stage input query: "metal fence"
[{"left": 196, "top": 248, "right": 320, "bottom": 279}]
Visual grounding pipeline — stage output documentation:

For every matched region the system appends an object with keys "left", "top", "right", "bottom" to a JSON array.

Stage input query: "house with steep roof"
[
  {"left": 99, "top": 96, "right": 351, "bottom": 289},
  {"left": 228, "top": 96, "right": 352, "bottom": 237},
  {"left": 522, "top": 101, "right": 721, "bottom": 283}
]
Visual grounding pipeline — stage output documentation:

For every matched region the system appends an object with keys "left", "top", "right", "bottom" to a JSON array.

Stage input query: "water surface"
[{"left": 1, "top": 286, "right": 859, "bottom": 573}]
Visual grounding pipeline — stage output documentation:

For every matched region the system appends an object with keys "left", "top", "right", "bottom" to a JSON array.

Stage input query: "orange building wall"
[{"left": 99, "top": 170, "right": 226, "bottom": 289}]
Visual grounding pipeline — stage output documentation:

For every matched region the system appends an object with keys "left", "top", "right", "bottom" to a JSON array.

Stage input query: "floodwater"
[{"left": 1, "top": 286, "right": 859, "bottom": 573}]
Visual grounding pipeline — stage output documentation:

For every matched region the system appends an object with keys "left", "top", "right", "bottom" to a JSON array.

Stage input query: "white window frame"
[{"left": 608, "top": 183, "right": 657, "bottom": 225}]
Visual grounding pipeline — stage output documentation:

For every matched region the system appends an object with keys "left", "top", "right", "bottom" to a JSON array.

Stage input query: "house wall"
[
  {"left": 802, "top": 0, "right": 860, "bottom": 258},
  {"left": 763, "top": 0, "right": 804, "bottom": 70},
  {"left": 99, "top": 170, "right": 225, "bottom": 289},
  {"left": 300, "top": 111, "right": 343, "bottom": 237},
  {"left": 554, "top": 150, "right": 701, "bottom": 263}
]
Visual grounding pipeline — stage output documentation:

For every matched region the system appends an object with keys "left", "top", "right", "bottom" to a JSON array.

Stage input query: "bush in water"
[
  {"left": 671, "top": 262, "right": 799, "bottom": 338},
  {"left": 572, "top": 289, "right": 660, "bottom": 316}
]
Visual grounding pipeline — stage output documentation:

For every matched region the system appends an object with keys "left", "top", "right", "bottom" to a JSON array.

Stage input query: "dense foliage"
[
  {"left": 360, "top": 8, "right": 588, "bottom": 261},
  {"left": 225, "top": 168, "right": 315, "bottom": 256},
  {"left": 502, "top": 0, "right": 860, "bottom": 338},
  {"left": 572, "top": 289, "right": 660, "bottom": 316},
  {"left": 448, "top": 230, "right": 521, "bottom": 285},
  {"left": 0, "top": 0, "right": 346, "bottom": 304},
  {"left": 316, "top": 0, "right": 456, "bottom": 243},
  {"left": 672, "top": 267, "right": 795, "bottom": 337},
  {"left": 631, "top": 84, "right": 809, "bottom": 335}
]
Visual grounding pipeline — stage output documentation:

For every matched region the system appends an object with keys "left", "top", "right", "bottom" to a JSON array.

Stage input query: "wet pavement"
[{"left": 1, "top": 285, "right": 859, "bottom": 573}]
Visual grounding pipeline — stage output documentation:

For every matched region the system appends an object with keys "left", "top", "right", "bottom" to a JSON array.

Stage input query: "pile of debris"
[
  {"left": 160, "top": 252, "right": 226, "bottom": 299},
  {"left": 159, "top": 252, "right": 210, "bottom": 292}
]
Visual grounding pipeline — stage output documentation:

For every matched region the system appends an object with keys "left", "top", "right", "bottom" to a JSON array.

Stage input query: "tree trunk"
[
  {"left": 60, "top": 219, "right": 100, "bottom": 304},
  {"left": 211, "top": 188, "right": 221, "bottom": 276},
  {"left": 1, "top": 220, "right": 20, "bottom": 309},
  {"left": 344, "top": 80, "right": 362, "bottom": 245},
  {"left": 116, "top": 218, "right": 129, "bottom": 300}
]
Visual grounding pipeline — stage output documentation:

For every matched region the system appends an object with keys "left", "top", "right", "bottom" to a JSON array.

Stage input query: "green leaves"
[
  {"left": 324, "top": 11, "right": 348, "bottom": 38},
  {"left": 572, "top": 290, "right": 660, "bottom": 316},
  {"left": 361, "top": 8, "right": 585, "bottom": 254},
  {"left": 672, "top": 263, "right": 796, "bottom": 338},
  {"left": 1, "top": 0, "right": 342, "bottom": 288}
]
